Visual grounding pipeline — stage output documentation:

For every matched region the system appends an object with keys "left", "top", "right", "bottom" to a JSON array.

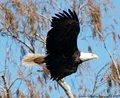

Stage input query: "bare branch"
[
  {"left": 1, "top": 75, "right": 10, "bottom": 98},
  {"left": 103, "top": 41, "right": 120, "bottom": 79},
  {"left": 36, "top": 12, "right": 51, "bottom": 22},
  {"left": 91, "top": 63, "right": 109, "bottom": 95},
  {"left": 35, "top": 33, "right": 46, "bottom": 45},
  {"left": 6, "top": 28, "right": 34, "bottom": 53},
  {"left": 57, "top": 78, "right": 74, "bottom": 98}
]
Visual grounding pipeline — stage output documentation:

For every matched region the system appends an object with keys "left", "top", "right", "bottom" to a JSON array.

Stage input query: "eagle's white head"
[{"left": 80, "top": 52, "right": 99, "bottom": 62}]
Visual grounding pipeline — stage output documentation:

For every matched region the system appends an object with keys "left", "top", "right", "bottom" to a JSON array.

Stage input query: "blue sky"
[{"left": 0, "top": 0, "right": 120, "bottom": 97}]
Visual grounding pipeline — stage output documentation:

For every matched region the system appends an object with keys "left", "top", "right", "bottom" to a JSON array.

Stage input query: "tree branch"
[
  {"left": 6, "top": 28, "right": 34, "bottom": 53},
  {"left": 57, "top": 78, "right": 74, "bottom": 98},
  {"left": 103, "top": 42, "right": 120, "bottom": 80},
  {"left": 1, "top": 75, "right": 10, "bottom": 98},
  {"left": 91, "top": 63, "right": 109, "bottom": 95}
]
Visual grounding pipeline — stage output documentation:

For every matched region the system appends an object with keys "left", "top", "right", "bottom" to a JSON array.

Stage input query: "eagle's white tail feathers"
[{"left": 22, "top": 53, "right": 45, "bottom": 66}]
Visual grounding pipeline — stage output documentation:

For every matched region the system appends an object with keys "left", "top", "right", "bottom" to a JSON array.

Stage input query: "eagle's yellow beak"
[{"left": 92, "top": 54, "right": 99, "bottom": 59}]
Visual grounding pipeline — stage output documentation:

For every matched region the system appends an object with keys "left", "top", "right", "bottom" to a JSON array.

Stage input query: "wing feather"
[
  {"left": 46, "top": 9, "right": 80, "bottom": 56},
  {"left": 63, "top": 10, "right": 72, "bottom": 18},
  {"left": 46, "top": 9, "right": 80, "bottom": 80}
]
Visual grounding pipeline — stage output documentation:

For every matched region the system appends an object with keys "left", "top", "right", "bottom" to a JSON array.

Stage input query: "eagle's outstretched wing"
[
  {"left": 46, "top": 9, "right": 80, "bottom": 56},
  {"left": 46, "top": 9, "right": 80, "bottom": 80}
]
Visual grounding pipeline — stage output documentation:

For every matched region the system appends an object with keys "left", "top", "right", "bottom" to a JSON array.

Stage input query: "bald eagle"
[{"left": 22, "top": 9, "right": 98, "bottom": 80}]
